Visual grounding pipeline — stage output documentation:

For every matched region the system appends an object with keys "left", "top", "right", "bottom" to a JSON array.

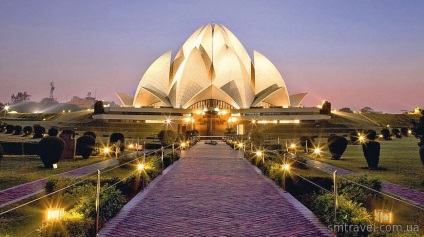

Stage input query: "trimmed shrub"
[
  {"left": 299, "top": 136, "right": 315, "bottom": 152},
  {"left": 13, "top": 125, "right": 22, "bottom": 135},
  {"left": 48, "top": 127, "right": 59, "bottom": 136},
  {"left": 93, "top": 100, "right": 105, "bottom": 114},
  {"left": 33, "top": 125, "right": 46, "bottom": 138},
  {"left": 23, "top": 126, "right": 33, "bottom": 135},
  {"left": 363, "top": 130, "right": 381, "bottom": 169},
  {"left": 61, "top": 129, "right": 76, "bottom": 139},
  {"left": 380, "top": 128, "right": 391, "bottom": 140},
  {"left": 37, "top": 211, "right": 94, "bottom": 237},
  {"left": 145, "top": 143, "right": 163, "bottom": 150},
  {"left": 74, "top": 184, "right": 125, "bottom": 226},
  {"left": 83, "top": 131, "right": 96, "bottom": 139},
  {"left": 320, "top": 100, "right": 331, "bottom": 114},
  {"left": 365, "top": 129, "right": 377, "bottom": 140},
  {"left": 392, "top": 128, "right": 402, "bottom": 138},
  {"left": 338, "top": 174, "right": 382, "bottom": 208},
  {"left": 45, "top": 176, "right": 75, "bottom": 194},
  {"left": 400, "top": 127, "right": 409, "bottom": 136},
  {"left": 314, "top": 193, "right": 372, "bottom": 236},
  {"left": 110, "top": 133, "right": 125, "bottom": 153},
  {"left": 38, "top": 136, "right": 65, "bottom": 168},
  {"left": 5, "top": 125, "right": 14, "bottom": 134},
  {"left": 158, "top": 130, "right": 177, "bottom": 146},
  {"left": 327, "top": 135, "right": 348, "bottom": 160},
  {"left": 0, "top": 144, "right": 3, "bottom": 161},
  {"left": 76, "top": 135, "right": 96, "bottom": 159}
]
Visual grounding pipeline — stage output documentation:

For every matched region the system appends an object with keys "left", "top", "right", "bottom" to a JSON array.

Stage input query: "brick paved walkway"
[
  {"left": 306, "top": 159, "right": 424, "bottom": 208},
  {"left": 0, "top": 158, "right": 119, "bottom": 208},
  {"left": 100, "top": 143, "right": 331, "bottom": 236}
]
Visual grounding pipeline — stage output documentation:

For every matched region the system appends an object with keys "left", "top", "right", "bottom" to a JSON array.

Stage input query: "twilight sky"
[{"left": 0, "top": 0, "right": 423, "bottom": 113}]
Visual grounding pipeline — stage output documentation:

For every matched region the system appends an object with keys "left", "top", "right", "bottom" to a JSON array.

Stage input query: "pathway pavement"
[
  {"left": 100, "top": 143, "right": 331, "bottom": 236},
  {"left": 0, "top": 157, "right": 119, "bottom": 208},
  {"left": 305, "top": 159, "right": 424, "bottom": 208}
]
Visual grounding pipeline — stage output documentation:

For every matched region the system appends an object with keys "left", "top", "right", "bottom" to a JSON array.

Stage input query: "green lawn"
[
  {"left": 312, "top": 136, "right": 424, "bottom": 191},
  {"left": 0, "top": 155, "right": 111, "bottom": 191}
]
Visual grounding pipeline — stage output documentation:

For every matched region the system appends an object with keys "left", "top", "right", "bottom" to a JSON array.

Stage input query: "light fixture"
[
  {"left": 374, "top": 209, "right": 393, "bottom": 224},
  {"left": 103, "top": 147, "right": 110, "bottom": 154},
  {"left": 137, "top": 163, "right": 145, "bottom": 171},
  {"left": 47, "top": 208, "right": 64, "bottom": 221}
]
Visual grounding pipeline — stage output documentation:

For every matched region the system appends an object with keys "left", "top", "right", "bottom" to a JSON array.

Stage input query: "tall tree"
[{"left": 11, "top": 91, "right": 31, "bottom": 103}]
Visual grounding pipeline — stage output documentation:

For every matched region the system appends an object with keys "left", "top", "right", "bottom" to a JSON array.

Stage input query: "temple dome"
[{"left": 118, "top": 23, "right": 306, "bottom": 109}]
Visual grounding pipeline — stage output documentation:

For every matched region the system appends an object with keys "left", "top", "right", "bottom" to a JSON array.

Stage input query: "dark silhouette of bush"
[
  {"left": 327, "top": 135, "right": 348, "bottom": 160},
  {"left": 391, "top": 128, "right": 402, "bottom": 138},
  {"left": 320, "top": 101, "right": 331, "bottom": 115},
  {"left": 349, "top": 131, "right": 360, "bottom": 144},
  {"left": 23, "top": 126, "right": 33, "bottom": 136},
  {"left": 13, "top": 125, "right": 22, "bottom": 135},
  {"left": 363, "top": 129, "right": 380, "bottom": 169},
  {"left": 380, "top": 128, "right": 391, "bottom": 140},
  {"left": 0, "top": 144, "right": 3, "bottom": 161},
  {"left": 93, "top": 100, "right": 105, "bottom": 114},
  {"left": 61, "top": 129, "right": 75, "bottom": 139},
  {"left": 158, "top": 130, "right": 177, "bottom": 146},
  {"left": 299, "top": 136, "right": 315, "bottom": 152},
  {"left": 33, "top": 125, "right": 46, "bottom": 138},
  {"left": 5, "top": 125, "right": 14, "bottom": 134},
  {"left": 411, "top": 115, "right": 424, "bottom": 165},
  {"left": 83, "top": 131, "right": 96, "bottom": 139},
  {"left": 38, "top": 136, "right": 65, "bottom": 168},
  {"left": 110, "top": 133, "right": 125, "bottom": 152},
  {"left": 76, "top": 135, "right": 96, "bottom": 159},
  {"left": 0, "top": 124, "right": 5, "bottom": 133},
  {"left": 400, "top": 127, "right": 409, "bottom": 136},
  {"left": 365, "top": 129, "right": 377, "bottom": 140},
  {"left": 48, "top": 127, "right": 59, "bottom": 137}
]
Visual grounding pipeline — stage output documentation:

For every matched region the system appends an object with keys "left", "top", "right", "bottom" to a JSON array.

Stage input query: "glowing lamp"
[
  {"left": 374, "top": 209, "right": 393, "bottom": 224},
  {"left": 290, "top": 143, "right": 296, "bottom": 149},
  {"left": 314, "top": 148, "right": 321, "bottom": 155},
  {"left": 165, "top": 119, "right": 171, "bottom": 124},
  {"left": 137, "top": 163, "right": 145, "bottom": 171},
  {"left": 256, "top": 151, "right": 262, "bottom": 157},
  {"left": 282, "top": 164, "right": 290, "bottom": 171},
  {"left": 238, "top": 143, "right": 243, "bottom": 148},
  {"left": 128, "top": 144, "right": 134, "bottom": 149},
  {"left": 358, "top": 135, "right": 365, "bottom": 142},
  {"left": 47, "top": 208, "right": 64, "bottom": 221},
  {"left": 408, "top": 130, "right": 412, "bottom": 135},
  {"left": 251, "top": 119, "right": 256, "bottom": 124},
  {"left": 103, "top": 147, "right": 110, "bottom": 154},
  {"left": 185, "top": 117, "right": 190, "bottom": 122},
  {"left": 4, "top": 105, "right": 9, "bottom": 111}
]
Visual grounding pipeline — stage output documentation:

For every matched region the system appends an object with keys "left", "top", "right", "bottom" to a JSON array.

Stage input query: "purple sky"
[{"left": 1, "top": 0, "right": 423, "bottom": 113}]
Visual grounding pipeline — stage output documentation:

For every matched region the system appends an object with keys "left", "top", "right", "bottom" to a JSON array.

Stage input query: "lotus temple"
[{"left": 93, "top": 23, "right": 330, "bottom": 135}]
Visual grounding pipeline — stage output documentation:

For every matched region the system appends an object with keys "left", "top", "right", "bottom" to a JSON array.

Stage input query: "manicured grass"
[
  {"left": 0, "top": 155, "right": 111, "bottom": 191},
  {"left": 312, "top": 136, "right": 424, "bottom": 191}
]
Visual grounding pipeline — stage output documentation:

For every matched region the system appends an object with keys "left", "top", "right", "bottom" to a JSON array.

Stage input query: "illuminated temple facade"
[{"left": 94, "top": 23, "right": 330, "bottom": 135}]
